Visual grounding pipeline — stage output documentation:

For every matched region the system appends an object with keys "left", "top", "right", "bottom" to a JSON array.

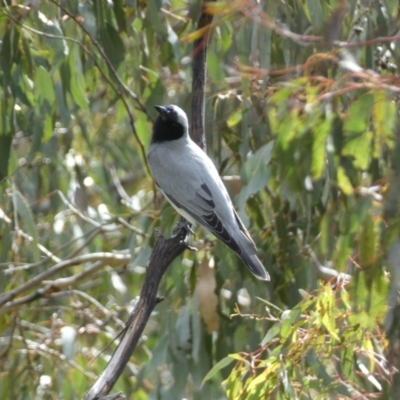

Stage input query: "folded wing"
[{"left": 165, "top": 183, "right": 241, "bottom": 254}]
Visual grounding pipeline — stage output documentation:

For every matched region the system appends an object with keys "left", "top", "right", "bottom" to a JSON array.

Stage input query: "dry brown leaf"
[{"left": 195, "top": 254, "right": 219, "bottom": 333}]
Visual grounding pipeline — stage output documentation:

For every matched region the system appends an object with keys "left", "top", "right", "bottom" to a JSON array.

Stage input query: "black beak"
[{"left": 154, "top": 105, "right": 168, "bottom": 120}]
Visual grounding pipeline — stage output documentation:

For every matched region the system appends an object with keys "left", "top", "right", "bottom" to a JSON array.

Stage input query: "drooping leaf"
[
  {"left": 372, "top": 90, "right": 396, "bottom": 151},
  {"left": 34, "top": 66, "right": 55, "bottom": 143},
  {"left": 202, "top": 356, "right": 235, "bottom": 385},
  {"left": 67, "top": 44, "right": 89, "bottom": 110},
  {"left": 0, "top": 99, "right": 13, "bottom": 181},
  {"left": 311, "top": 117, "right": 331, "bottom": 178},
  {"left": 343, "top": 93, "right": 374, "bottom": 135},
  {"left": 13, "top": 190, "right": 39, "bottom": 262},
  {"left": 99, "top": 23, "right": 126, "bottom": 70},
  {"left": 237, "top": 141, "right": 274, "bottom": 212},
  {"left": 337, "top": 166, "right": 353, "bottom": 195},
  {"left": 195, "top": 255, "right": 219, "bottom": 334},
  {"left": 342, "top": 131, "right": 372, "bottom": 170}
]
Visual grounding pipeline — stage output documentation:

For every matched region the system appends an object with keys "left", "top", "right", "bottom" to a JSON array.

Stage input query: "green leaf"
[
  {"left": 208, "top": 50, "right": 226, "bottom": 83},
  {"left": 112, "top": 0, "right": 127, "bottom": 32},
  {"left": 246, "top": 365, "right": 274, "bottom": 392},
  {"left": 175, "top": 304, "right": 191, "bottom": 350},
  {"left": 270, "top": 87, "right": 294, "bottom": 106},
  {"left": 34, "top": 66, "right": 55, "bottom": 142},
  {"left": 359, "top": 213, "right": 377, "bottom": 268},
  {"left": 311, "top": 118, "right": 331, "bottom": 178},
  {"left": 170, "top": 362, "right": 189, "bottom": 398},
  {"left": 0, "top": 100, "right": 13, "bottom": 181},
  {"left": 343, "top": 93, "right": 374, "bottom": 134},
  {"left": 13, "top": 66, "right": 33, "bottom": 106},
  {"left": 38, "top": 12, "right": 68, "bottom": 65},
  {"left": 35, "top": 66, "right": 55, "bottom": 105},
  {"left": 237, "top": 141, "right": 274, "bottom": 212},
  {"left": 146, "top": 333, "right": 169, "bottom": 372},
  {"left": 219, "top": 21, "right": 233, "bottom": 56},
  {"left": 305, "top": 0, "right": 323, "bottom": 29},
  {"left": 359, "top": 213, "right": 379, "bottom": 289},
  {"left": 276, "top": 110, "right": 299, "bottom": 150},
  {"left": 1, "top": 26, "right": 21, "bottom": 93},
  {"left": 280, "top": 318, "right": 292, "bottom": 341},
  {"left": 13, "top": 190, "right": 39, "bottom": 262},
  {"left": 261, "top": 323, "right": 281, "bottom": 346},
  {"left": 373, "top": 90, "right": 396, "bottom": 150},
  {"left": 79, "top": 1, "right": 97, "bottom": 37},
  {"left": 226, "top": 107, "right": 242, "bottom": 128},
  {"left": 337, "top": 166, "right": 353, "bottom": 195},
  {"left": 316, "top": 285, "right": 340, "bottom": 341},
  {"left": 54, "top": 78, "right": 71, "bottom": 127},
  {"left": 306, "top": 348, "right": 351, "bottom": 396},
  {"left": 145, "top": 0, "right": 167, "bottom": 36},
  {"left": 233, "top": 325, "right": 248, "bottom": 352},
  {"left": 135, "top": 110, "right": 151, "bottom": 148},
  {"left": 99, "top": 23, "right": 125, "bottom": 69},
  {"left": 0, "top": 221, "right": 12, "bottom": 264},
  {"left": 226, "top": 365, "right": 244, "bottom": 399},
  {"left": 229, "top": 353, "right": 245, "bottom": 361},
  {"left": 68, "top": 44, "right": 89, "bottom": 110},
  {"left": 342, "top": 131, "right": 372, "bottom": 170},
  {"left": 202, "top": 356, "right": 235, "bottom": 385}
]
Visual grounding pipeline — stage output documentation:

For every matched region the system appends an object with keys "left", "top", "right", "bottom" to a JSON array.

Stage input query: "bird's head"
[{"left": 152, "top": 105, "right": 189, "bottom": 143}]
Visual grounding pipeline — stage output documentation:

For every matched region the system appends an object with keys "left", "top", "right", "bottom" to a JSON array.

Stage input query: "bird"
[{"left": 147, "top": 104, "right": 270, "bottom": 281}]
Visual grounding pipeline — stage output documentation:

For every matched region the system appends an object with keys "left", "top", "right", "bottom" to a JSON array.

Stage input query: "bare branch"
[
  {"left": 191, "top": 1, "right": 215, "bottom": 150},
  {"left": 0, "top": 253, "right": 131, "bottom": 309},
  {"left": 56, "top": 191, "right": 120, "bottom": 231},
  {"left": 84, "top": 228, "right": 190, "bottom": 399},
  {"left": 2, "top": 335, "right": 98, "bottom": 380},
  {"left": 1, "top": 226, "right": 101, "bottom": 272},
  {"left": 73, "top": 289, "right": 125, "bottom": 330}
]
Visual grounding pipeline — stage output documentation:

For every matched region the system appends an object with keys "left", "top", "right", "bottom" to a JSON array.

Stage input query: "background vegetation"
[{"left": 0, "top": 0, "right": 399, "bottom": 399}]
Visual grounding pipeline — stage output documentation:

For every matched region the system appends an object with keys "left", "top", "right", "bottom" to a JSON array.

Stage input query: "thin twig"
[
  {"left": 73, "top": 289, "right": 125, "bottom": 329},
  {"left": 56, "top": 190, "right": 120, "bottom": 231},
  {"left": 64, "top": 227, "right": 103, "bottom": 260},
  {"left": 0, "top": 252, "right": 131, "bottom": 309},
  {"left": 1, "top": 226, "right": 101, "bottom": 271},
  {"left": 17, "top": 229, "right": 61, "bottom": 263},
  {"left": 116, "top": 217, "right": 149, "bottom": 237},
  {"left": 8, "top": 335, "right": 98, "bottom": 380},
  {"left": 109, "top": 166, "right": 135, "bottom": 206}
]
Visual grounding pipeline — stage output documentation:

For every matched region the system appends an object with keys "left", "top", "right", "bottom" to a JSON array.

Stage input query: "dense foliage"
[{"left": 0, "top": 0, "right": 399, "bottom": 399}]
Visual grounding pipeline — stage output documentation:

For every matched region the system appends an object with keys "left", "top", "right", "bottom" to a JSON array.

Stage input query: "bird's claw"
[
  {"left": 173, "top": 218, "right": 197, "bottom": 251},
  {"left": 173, "top": 219, "right": 195, "bottom": 237},
  {"left": 186, "top": 244, "right": 198, "bottom": 252}
]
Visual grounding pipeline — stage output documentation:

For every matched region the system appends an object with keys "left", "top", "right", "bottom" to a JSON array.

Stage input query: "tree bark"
[
  {"left": 84, "top": 229, "right": 190, "bottom": 399},
  {"left": 191, "top": 1, "right": 214, "bottom": 151}
]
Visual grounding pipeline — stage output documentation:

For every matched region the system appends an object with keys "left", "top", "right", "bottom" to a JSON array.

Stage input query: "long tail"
[{"left": 238, "top": 241, "right": 270, "bottom": 281}]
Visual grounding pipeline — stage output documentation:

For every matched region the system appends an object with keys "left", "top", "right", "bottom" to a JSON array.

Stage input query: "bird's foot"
[
  {"left": 173, "top": 218, "right": 197, "bottom": 251},
  {"left": 173, "top": 218, "right": 195, "bottom": 236},
  {"left": 186, "top": 243, "right": 198, "bottom": 252}
]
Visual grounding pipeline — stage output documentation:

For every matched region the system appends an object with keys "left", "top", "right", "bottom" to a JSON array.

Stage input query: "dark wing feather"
[
  {"left": 233, "top": 209, "right": 255, "bottom": 246},
  {"left": 166, "top": 189, "right": 241, "bottom": 254}
]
